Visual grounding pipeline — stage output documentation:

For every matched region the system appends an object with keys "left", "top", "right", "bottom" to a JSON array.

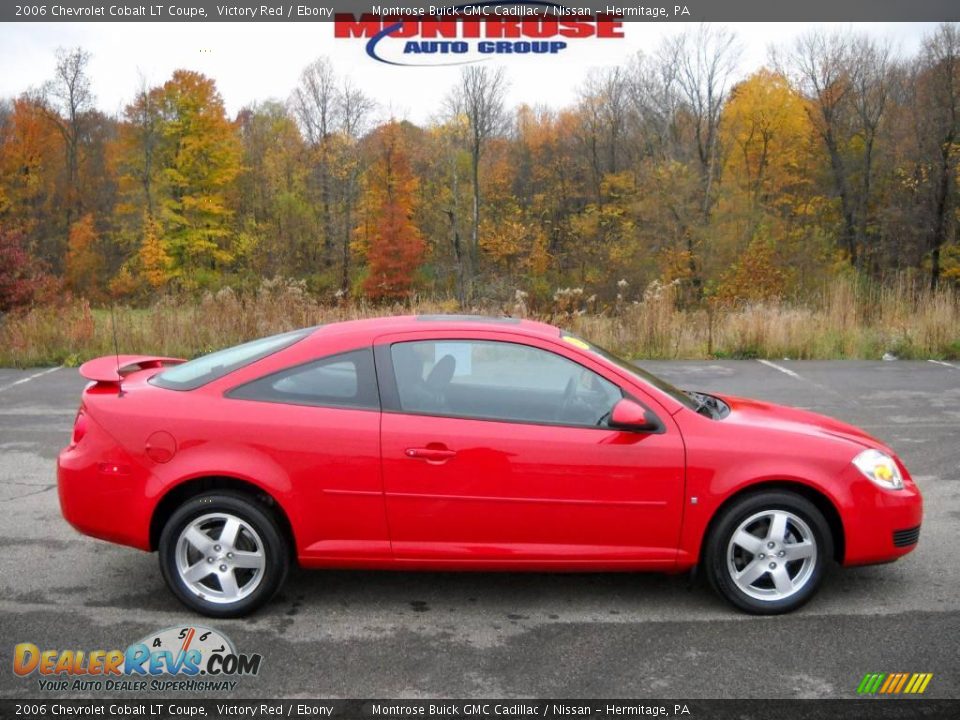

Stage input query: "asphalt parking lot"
[{"left": 0, "top": 360, "right": 958, "bottom": 699}]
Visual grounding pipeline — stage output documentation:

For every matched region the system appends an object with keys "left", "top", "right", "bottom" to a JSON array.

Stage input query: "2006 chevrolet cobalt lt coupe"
[{"left": 58, "top": 315, "right": 922, "bottom": 617}]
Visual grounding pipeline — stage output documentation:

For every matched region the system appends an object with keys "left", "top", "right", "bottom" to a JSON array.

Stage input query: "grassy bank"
[{"left": 1, "top": 279, "right": 958, "bottom": 367}]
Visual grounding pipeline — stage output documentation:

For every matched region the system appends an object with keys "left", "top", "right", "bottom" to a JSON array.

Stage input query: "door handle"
[{"left": 405, "top": 447, "right": 457, "bottom": 462}]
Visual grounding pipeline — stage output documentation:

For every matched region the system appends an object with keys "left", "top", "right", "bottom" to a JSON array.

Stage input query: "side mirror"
[{"left": 609, "top": 398, "right": 661, "bottom": 432}]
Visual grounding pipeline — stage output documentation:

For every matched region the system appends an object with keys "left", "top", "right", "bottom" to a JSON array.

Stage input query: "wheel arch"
[
  {"left": 699, "top": 480, "right": 845, "bottom": 564},
  {"left": 149, "top": 475, "right": 297, "bottom": 559}
]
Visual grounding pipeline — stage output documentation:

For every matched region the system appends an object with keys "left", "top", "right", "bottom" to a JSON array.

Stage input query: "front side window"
[
  {"left": 390, "top": 340, "right": 621, "bottom": 427},
  {"left": 152, "top": 328, "right": 314, "bottom": 391},
  {"left": 228, "top": 349, "right": 378, "bottom": 410}
]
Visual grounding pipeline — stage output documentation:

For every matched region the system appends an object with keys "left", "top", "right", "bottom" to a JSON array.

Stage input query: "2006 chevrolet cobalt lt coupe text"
[{"left": 58, "top": 315, "right": 922, "bottom": 617}]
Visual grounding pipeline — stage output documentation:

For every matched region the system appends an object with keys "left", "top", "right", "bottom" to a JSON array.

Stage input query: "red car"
[{"left": 58, "top": 315, "right": 922, "bottom": 617}]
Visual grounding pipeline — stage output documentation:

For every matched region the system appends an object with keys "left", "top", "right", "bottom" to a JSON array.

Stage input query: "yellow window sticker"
[{"left": 562, "top": 336, "right": 591, "bottom": 350}]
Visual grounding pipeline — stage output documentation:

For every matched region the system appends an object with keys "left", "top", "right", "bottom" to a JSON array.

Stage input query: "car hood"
[{"left": 715, "top": 393, "right": 888, "bottom": 452}]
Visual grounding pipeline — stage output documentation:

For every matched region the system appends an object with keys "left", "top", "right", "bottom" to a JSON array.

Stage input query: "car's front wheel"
[
  {"left": 159, "top": 491, "right": 289, "bottom": 617},
  {"left": 704, "top": 491, "right": 832, "bottom": 614}
]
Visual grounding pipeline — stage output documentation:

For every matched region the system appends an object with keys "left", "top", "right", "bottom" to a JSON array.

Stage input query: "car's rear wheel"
[
  {"left": 704, "top": 491, "right": 832, "bottom": 614},
  {"left": 159, "top": 491, "right": 289, "bottom": 617}
]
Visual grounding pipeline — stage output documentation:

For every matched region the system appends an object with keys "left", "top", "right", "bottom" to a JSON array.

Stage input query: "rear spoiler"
[{"left": 79, "top": 355, "right": 186, "bottom": 383}]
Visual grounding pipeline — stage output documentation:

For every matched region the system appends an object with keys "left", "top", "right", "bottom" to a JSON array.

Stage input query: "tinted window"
[
  {"left": 390, "top": 340, "right": 621, "bottom": 426},
  {"left": 228, "top": 349, "right": 378, "bottom": 410},
  {"left": 152, "top": 328, "right": 313, "bottom": 391}
]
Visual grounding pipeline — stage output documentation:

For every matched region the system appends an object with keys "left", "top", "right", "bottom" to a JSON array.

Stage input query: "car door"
[{"left": 375, "top": 332, "right": 686, "bottom": 567}]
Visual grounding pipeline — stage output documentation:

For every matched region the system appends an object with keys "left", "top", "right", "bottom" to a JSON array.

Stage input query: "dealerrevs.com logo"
[
  {"left": 13, "top": 626, "right": 262, "bottom": 693},
  {"left": 335, "top": 2, "right": 627, "bottom": 66}
]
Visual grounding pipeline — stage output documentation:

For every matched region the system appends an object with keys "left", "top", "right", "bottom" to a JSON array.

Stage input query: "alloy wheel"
[
  {"left": 175, "top": 512, "right": 266, "bottom": 604},
  {"left": 726, "top": 509, "right": 817, "bottom": 602}
]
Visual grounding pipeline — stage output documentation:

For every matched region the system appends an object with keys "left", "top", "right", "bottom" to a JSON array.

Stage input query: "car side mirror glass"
[{"left": 609, "top": 398, "right": 660, "bottom": 432}]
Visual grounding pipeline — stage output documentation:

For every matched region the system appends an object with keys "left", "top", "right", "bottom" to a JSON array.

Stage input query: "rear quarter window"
[{"left": 226, "top": 349, "right": 379, "bottom": 410}]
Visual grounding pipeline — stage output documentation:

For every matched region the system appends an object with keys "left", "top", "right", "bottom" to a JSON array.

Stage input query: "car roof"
[{"left": 308, "top": 314, "right": 562, "bottom": 343}]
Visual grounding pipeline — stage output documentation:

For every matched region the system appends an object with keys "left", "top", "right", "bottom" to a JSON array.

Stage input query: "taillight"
[{"left": 72, "top": 410, "right": 88, "bottom": 445}]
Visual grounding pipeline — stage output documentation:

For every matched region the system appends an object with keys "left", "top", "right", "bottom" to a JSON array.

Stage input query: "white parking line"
[
  {"left": 928, "top": 359, "right": 958, "bottom": 370},
  {"left": 757, "top": 359, "right": 801, "bottom": 379},
  {"left": 0, "top": 366, "right": 62, "bottom": 393}
]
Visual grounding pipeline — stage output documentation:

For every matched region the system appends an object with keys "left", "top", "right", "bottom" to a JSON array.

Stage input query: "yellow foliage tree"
[
  {"left": 713, "top": 69, "right": 824, "bottom": 295},
  {"left": 157, "top": 70, "right": 243, "bottom": 282},
  {"left": 721, "top": 69, "right": 817, "bottom": 205}
]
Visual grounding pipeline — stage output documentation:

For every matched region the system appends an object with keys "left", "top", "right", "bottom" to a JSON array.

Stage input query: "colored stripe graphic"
[
  {"left": 893, "top": 673, "right": 909, "bottom": 693},
  {"left": 905, "top": 673, "right": 934, "bottom": 694},
  {"left": 857, "top": 672, "right": 932, "bottom": 694},
  {"left": 879, "top": 674, "right": 897, "bottom": 693},
  {"left": 857, "top": 673, "right": 885, "bottom": 694}
]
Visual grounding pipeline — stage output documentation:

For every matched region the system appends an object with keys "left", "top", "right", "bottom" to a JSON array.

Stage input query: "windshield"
[
  {"left": 561, "top": 333, "right": 699, "bottom": 412},
  {"left": 151, "top": 328, "right": 314, "bottom": 391}
]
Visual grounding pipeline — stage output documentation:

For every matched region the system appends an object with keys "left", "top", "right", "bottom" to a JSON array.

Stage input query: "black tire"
[
  {"left": 159, "top": 491, "right": 289, "bottom": 618},
  {"left": 704, "top": 491, "right": 833, "bottom": 615}
]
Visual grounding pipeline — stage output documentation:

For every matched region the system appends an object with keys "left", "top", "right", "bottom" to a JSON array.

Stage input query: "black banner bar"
[
  {"left": 2, "top": 700, "right": 960, "bottom": 720},
  {"left": 2, "top": 1, "right": 959, "bottom": 23}
]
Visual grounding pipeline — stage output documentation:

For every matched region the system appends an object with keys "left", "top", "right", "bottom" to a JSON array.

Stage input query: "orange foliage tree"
[
  {"left": 0, "top": 99, "right": 63, "bottom": 251},
  {"left": 358, "top": 123, "right": 425, "bottom": 301},
  {"left": 138, "top": 212, "right": 172, "bottom": 290},
  {"left": 65, "top": 213, "right": 104, "bottom": 299}
]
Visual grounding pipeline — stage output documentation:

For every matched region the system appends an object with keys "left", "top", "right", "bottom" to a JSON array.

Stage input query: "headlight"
[{"left": 852, "top": 449, "right": 904, "bottom": 490}]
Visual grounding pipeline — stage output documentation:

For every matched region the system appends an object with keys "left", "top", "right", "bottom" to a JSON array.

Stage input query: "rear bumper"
[
  {"left": 841, "top": 470, "right": 923, "bottom": 567},
  {"left": 57, "top": 443, "right": 151, "bottom": 551}
]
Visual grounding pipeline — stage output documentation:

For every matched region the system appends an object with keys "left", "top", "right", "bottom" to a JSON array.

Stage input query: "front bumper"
[{"left": 841, "top": 466, "right": 923, "bottom": 566}]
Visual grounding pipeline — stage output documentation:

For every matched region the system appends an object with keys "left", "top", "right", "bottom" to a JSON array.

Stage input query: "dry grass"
[
  {"left": 566, "top": 279, "right": 960, "bottom": 361},
  {"left": 1, "top": 278, "right": 958, "bottom": 367}
]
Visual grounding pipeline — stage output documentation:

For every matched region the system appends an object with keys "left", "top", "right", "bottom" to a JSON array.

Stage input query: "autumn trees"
[
  {"left": 447, "top": 66, "right": 508, "bottom": 303},
  {"left": 1, "top": 26, "right": 960, "bottom": 315},
  {"left": 0, "top": 97, "right": 63, "bottom": 248},
  {"left": 160, "top": 72, "right": 243, "bottom": 278},
  {"left": 778, "top": 31, "right": 894, "bottom": 273},
  {"left": 110, "top": 70, "right": 243, "bottom": 291},
  {"left": 291, "top": 58, "right": 375, "bottom": 290},
  {"left": 39, "top": 48, "right": 94, "bottom": 236},
  {"left": 0, "top": 227, "right": 49, "bottom": 312},
  {"left": 913, "top": 24, "right": 960, "bottom": 288},
  {"left": 356, "top": 122, "right": 425, "bottom": 301}
]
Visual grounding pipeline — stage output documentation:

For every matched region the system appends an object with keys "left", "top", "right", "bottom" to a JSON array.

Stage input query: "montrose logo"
[
  {"left": 334, "top": 2, "right": 625, "bottom": 66},
  {"left": 13, "top": 626, "right": 262, "bottom": 693}
]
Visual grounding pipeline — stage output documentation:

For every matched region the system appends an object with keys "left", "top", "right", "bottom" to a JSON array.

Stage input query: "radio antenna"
[{"left": 110, "top": 305, "right": 125, "bottom": 397}]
